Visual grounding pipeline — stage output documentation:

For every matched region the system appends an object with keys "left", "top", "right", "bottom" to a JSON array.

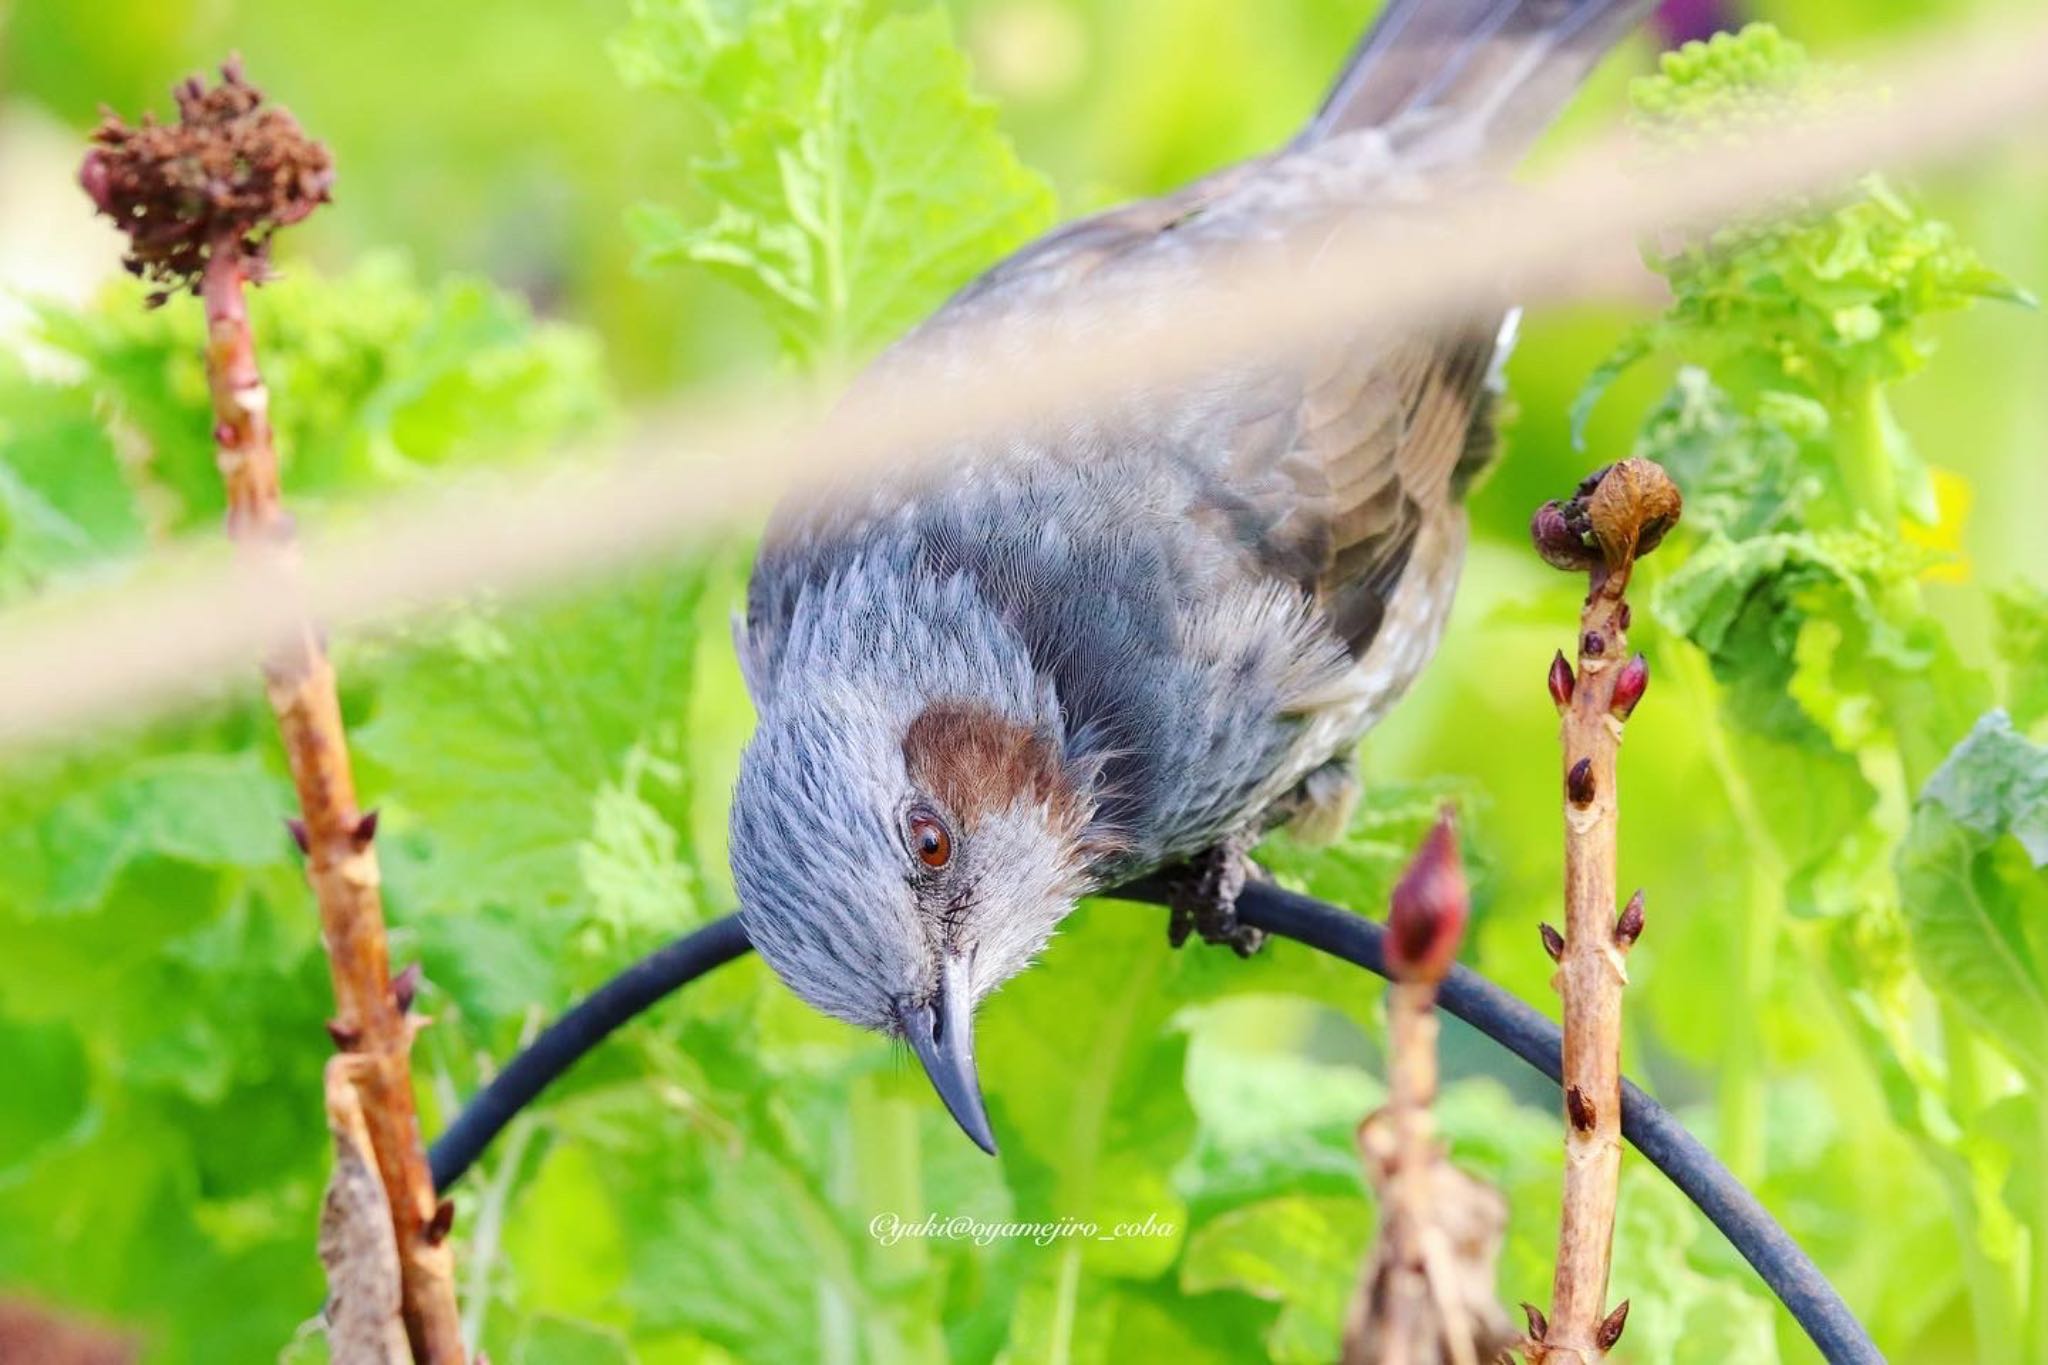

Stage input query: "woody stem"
[
  {"left": 1544, "top": 565, "right": 1637, "bottom": 1362},
  {"left": 201, "top": 239, "right": 466, "bottom": 1364}
]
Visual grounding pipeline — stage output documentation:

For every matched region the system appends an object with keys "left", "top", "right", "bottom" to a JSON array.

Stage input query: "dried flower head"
[
  {"left": 1385, "top": 807, "right": 1469, "bottom": 984},
  {"left": 1531, "top": 458, "right": 1683, "bottom": 576},
  {"left": 80, "top": 56, "right": 332, "bottom": 304}
]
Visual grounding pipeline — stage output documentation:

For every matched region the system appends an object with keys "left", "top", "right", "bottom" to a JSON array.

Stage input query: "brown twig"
[
  {"left": 1343, "top": 811, "right": 1514, "bottom": 1365},
  {"left": 1526, "top": 460, "right": 1680, "bottom": 1363},
  {"left": 83, "top": 61, "right": 465, "bottom": 1364}
]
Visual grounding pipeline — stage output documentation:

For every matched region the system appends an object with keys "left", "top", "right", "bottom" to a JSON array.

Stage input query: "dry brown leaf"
[{"left": 318, "top": 1059, "right": 410, "bottom": 1365}]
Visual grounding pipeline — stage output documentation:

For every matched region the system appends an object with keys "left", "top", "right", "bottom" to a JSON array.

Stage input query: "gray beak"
[{"left": 901, "top": 953, "right": 997, "bottom": 1155}]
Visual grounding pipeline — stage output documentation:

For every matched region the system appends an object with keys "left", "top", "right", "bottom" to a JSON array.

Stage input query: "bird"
[{"left": 729, "top": 0, "right": 1653, "bottom": 1154}]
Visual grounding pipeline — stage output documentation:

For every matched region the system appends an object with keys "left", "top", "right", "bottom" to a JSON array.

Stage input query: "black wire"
[
  {"left": 428, "top": 892, "right": 1880, "bottom": 1365},
  {"left": 426, "top": 915, "right": 751, "bottom": 1194}
]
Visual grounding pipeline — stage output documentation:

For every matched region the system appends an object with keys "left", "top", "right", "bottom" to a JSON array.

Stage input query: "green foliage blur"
[{"left": 1, "top": 3, "right": 2043, "bottom": 1363}]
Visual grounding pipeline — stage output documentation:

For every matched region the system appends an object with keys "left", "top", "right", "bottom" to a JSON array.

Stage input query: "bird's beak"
[{"left": 901, "top": 952, "right": 997, "bottom": 1156}]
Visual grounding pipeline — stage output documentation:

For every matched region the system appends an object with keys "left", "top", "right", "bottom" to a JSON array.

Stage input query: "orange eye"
[{"left": 908, "top": 810, "right": 951, "bottom": 869}]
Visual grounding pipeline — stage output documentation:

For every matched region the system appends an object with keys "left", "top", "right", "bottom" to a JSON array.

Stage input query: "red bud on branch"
[
  {"left": 1548, "top": 651, "right": 1575, "bottom": 712},
  {"left": 1567, "top": 758, "right": 1596, "bottom": 807},
  {"left": 1566, "top": 1085, "right": 1597, "bottom": 1133},
  {"left": 1597, "top": 1300, "right": 1631, "bottom": 1351},
  {"left": 1615, "top": 891, "right": 1645, "bottom": 949},
  {"left": 1610, "top": 653, "right": 1649, "bottom": 720},
  {"left": 1385, "top": 808, "right": 1469, "bottom": 985}
]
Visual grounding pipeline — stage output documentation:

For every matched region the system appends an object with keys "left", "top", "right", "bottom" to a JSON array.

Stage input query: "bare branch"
[
  {"left": 1527, "top": 459, "right": 1680, "bottom": 1363},
  {"left": 83, "top": 62, "right": 465, "bottom": 1365}
]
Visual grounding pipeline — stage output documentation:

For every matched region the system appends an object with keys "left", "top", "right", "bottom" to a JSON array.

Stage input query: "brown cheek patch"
[{"left": 902, "top": 702, "right": 1082, "bottom": 834}]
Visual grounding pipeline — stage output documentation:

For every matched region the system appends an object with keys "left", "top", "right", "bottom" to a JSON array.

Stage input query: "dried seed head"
[
  {"left": 1539, "top": 922, "right": 1565, "bottom": 963},
  {"left": 1566, "top": 1084, "right": 1597, "bottom": 1133},
  {"left": 1611, "top": 653, "right": 1650, "bottom": 720},
  {"left": 79, "top": 56, "right": 333, "bottom": 303},
  {"left": 1547, "top": 650, "right": 1575, "bottom": 711},
  {"left": 1521, "top": 1302, "right": 1549, "bottom": 1342},
  {"left": 1384, "top": 807, "right": 1469, "bottom": 984},
  {"left": 1597, "top": 1300, "right": 1632, "bottom": 1351},
  {"left": 1615, "top": 890, "right": 1646, "bottom": 949},
  {"left": 1585, "top": 458, "right": 1682, "bottom": 568},
  {"left": 1567, "top": 757, "right": 1596, "bottom": 807}
]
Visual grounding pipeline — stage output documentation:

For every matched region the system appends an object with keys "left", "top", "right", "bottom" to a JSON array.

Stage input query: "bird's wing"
[
  {"left": 908, "top": 155, "right": 1508, "bottom": 661},
  {"left": 1246, "top": 322, "right": 1506, "bottom": 658}
]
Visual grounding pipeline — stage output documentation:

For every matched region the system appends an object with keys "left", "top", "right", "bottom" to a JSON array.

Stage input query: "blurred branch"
[
  {"left": 83, "top": 61, "right": 466, "bottom": 1365},
  {"left": 2, "top": 13, "right": 2044, "bottom": 751},
  {"left": 1527, "top": 459, "right": 1680, "bottom": 1362},
  {"left": 1343, "top": 812, "right": 1513, "bottom": 1365}
]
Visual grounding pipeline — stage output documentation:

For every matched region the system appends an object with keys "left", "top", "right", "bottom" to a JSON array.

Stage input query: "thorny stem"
[
  {"left": 202, "top": 242, "right": 466, "bottom": 1363},
  {"left": 1529, "top": 459, "right": 1680, "bottom": 1363}
]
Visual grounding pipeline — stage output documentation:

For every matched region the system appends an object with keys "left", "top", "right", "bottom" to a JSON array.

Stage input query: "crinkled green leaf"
[
  {"left": 1920, "top": 709, "right": 2048, "bottom": 866},
  {"left": 1897, "top": 711, "right": 2048, "bottom": 1079},
  {"left": 1609, "top": 1179, "right": 1781, "bottom": 1365},
  {"left": 1600, "top": 24, "right": 2027, "bottom": 527},
  {"left": 615, "top": 0, "right": 1055, "bottom": 366},
  {"left": 356, "top": 568, "right": 712, "bottom": 998},
  {"left": 32, "top": 257, "right": 609, "bottom": 533},
  {"left": 1623, "top": 367, "right": 1822, "bottom": 540}
]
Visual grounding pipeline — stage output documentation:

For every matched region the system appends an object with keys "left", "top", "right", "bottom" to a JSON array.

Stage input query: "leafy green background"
[{"left": 0, "top": 2, "right": 2043, "bottom": 1361}]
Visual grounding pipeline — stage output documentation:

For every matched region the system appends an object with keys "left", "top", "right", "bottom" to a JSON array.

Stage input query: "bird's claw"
[{"left": 1165, "top": 837, "right": 1267, "bottom": 957}]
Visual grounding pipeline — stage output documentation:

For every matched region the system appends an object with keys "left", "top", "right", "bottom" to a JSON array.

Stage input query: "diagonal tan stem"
[
  {"left": 203, "top": 240, "right": 465, "bottom": 1364},
  {"left": 1531, "top": 458, "right": 1676, "bottom": 1364},
  {"left": 1545, "top": 572, "right": 1632, "bottom": 1360}
]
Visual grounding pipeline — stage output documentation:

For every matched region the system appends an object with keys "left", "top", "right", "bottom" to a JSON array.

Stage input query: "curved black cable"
[
  {"left": 427, "top": 915, "right": 751, "bottom": 1193},
  {"left": 428, "top": 893, "right": 1880, "bottom": 1365}
]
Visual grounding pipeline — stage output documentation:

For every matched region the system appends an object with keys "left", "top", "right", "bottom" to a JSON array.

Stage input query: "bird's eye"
[{"left": 907, "top": 809, "right": 952, "bottom": 869}]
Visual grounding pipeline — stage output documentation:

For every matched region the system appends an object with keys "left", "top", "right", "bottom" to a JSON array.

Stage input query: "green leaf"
[
  {"left": 1994, "top": 583, "right": 2048, "bottom": 731},
  {"left": 1897, "top": 711, "right": 2048, "bottom": 1079},
  {"left": 615, "top": 0, "right": 1055, "bottom": 368},
  {"left": 0, "top": 1014, "right": 90, "bottom": 1175},
  {"left": 2, "top": 752, "right": 292, "bottom": 917},
  {"left": 32, "top": 257, "right": 609, "bottom": 533},
  {"left": 1609, "top": 1179, "right": 1781, "bottom": 1364},
  {"left": 0, "top": 361, "right": 147, "bottom": 600},
  {"left": 1626, "top": 368, "right": 1823, "bottom": 540},
  {"left": 1179, "top": 1195, "right": 1370, "bottom": 1364},
  {"left": 356, "top": 566, "right": 713, "bottom": 999},
  {"left": 1620, "top": 23, "right": 2024, "bottom": 526},
  {"left": 515, "top": 1315, "right": 638, "bottom": 1365},
  {"left": 1920, "top": 709, "right": 2048, "bottom": 867}
]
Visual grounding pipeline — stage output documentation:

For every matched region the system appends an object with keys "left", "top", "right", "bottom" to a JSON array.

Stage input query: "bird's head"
[{"left": 730, "top": 572, "right": 1104, "bottom": 1153}]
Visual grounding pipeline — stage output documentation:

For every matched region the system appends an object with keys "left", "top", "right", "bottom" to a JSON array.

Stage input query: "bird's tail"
[{"left": 1303, "top": 0, "right": 1654, "bottom": 159}]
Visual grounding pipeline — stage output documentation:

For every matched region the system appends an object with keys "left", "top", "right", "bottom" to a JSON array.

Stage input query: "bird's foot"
[{"left": 1165, "top": 834, "right": 1267, "bottom": 957}]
